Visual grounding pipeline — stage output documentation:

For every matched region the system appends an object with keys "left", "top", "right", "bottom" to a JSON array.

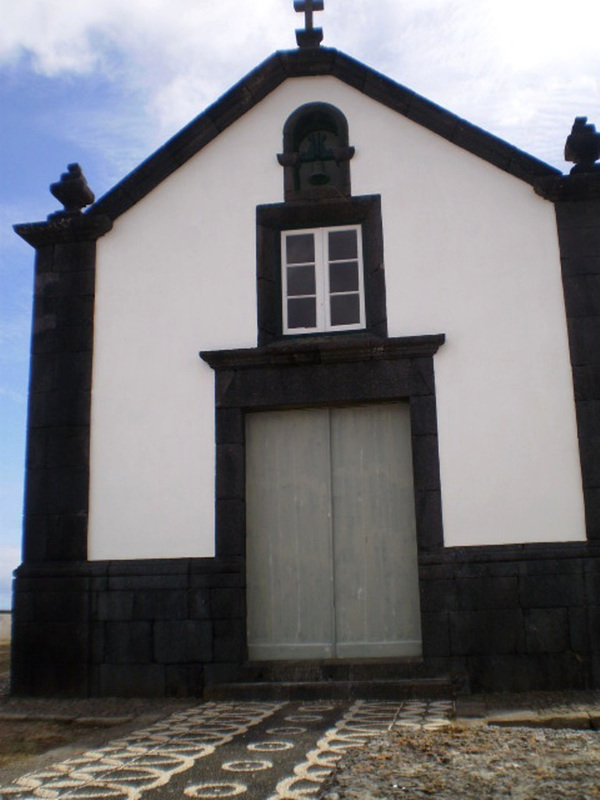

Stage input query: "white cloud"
[{"left": 2, "top": 0, "right": 600, "bottom": 174}]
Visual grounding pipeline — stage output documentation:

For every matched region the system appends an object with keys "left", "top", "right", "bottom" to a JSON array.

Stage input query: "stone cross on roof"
[{"left": 294, "top": 0, "right": 324, "bottom": 49}]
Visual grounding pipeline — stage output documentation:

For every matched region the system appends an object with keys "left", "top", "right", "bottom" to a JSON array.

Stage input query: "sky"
[{"left": 1, "top": 0, "right": 600, "bottom": 609}]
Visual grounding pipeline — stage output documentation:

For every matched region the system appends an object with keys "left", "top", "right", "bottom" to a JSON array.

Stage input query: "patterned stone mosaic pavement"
[{"left": 0, "top": 699, "right": 453, "bottom": 799}]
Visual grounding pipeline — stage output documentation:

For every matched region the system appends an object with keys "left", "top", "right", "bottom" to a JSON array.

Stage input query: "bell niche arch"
[{"left": 277, "top": 103, "right": 355, "bottom": 200}]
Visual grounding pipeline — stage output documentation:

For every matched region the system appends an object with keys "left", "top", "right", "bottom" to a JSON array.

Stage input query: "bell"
[{"left": 308, "top": 161, "right": 330, "bottom": 186}]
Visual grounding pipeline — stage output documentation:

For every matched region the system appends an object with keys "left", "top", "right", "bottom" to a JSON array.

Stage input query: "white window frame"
[{"left": 281, "top": 225, "right": 366, "bottom": 335}]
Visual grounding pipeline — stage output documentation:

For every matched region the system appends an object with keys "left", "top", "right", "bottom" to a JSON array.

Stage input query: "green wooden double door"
[{"left": 246, "top": 403, "right": 422, "bottom": 661}]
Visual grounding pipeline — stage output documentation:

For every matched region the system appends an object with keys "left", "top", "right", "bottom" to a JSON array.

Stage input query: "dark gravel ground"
[{"left": 320, "top": 724, "right": 600, "bottom": 799}]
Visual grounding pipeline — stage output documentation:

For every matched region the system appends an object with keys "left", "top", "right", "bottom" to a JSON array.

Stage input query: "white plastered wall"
[{"left": 88, "top": 75, "right": 585, "bottom": 560}]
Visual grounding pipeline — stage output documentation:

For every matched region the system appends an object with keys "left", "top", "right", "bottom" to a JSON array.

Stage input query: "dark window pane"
[
  {"left": 330, "top": 293, "right": 360, "bottom": 326},
  {"left": 286, "top": 233, "right": 315, "bottom": 264},
  {"left": 329, "top": 229, "right": 357, "bottom": 261},
  {"left": 329, "top": 261, "right": 359, "bottom": 293},
  {"left": 288, "top": 297, "right": 317, "bottom": 329},
  {"left": 287, "top": 265, "right": 316, "bottom": 296}
]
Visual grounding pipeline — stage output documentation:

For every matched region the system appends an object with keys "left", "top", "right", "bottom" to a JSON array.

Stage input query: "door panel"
[
  {"left": 246, "top": 403, "right": 422, "bottom": 661},
  {"left": 331, "top": 405, "right": 422, "bottom": 657},
  {"left": 246, "top": 408, "right": 335, "bottom": 659}
]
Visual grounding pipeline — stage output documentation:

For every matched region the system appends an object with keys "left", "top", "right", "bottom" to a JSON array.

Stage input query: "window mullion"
[{"left": 320, "top": 229, "right": 330, "bottom": 332}]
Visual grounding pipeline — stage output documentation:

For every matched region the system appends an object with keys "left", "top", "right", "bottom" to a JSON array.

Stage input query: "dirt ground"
[{"left": 0, "top": 644, "right": 101, "bottom": 768}]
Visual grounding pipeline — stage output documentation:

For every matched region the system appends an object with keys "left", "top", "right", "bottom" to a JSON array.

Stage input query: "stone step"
[
  {"left": 203, "top": 677, "right": 455, "bottom": 702},
  {"left": 239, "top": 658, "right": 446, "bottom": 684}
]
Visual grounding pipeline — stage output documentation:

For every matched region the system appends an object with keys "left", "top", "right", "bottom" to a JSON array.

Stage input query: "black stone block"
[
  {"left": 12, "top": 620, "right": 88, "bottom": 666},
  {"left": 165, "top": 664, "right": 204, "bottom": 697},
  {"left": 467, "top": 654, "right": 531, "bottom": 693},
  {"left": 98, "top": 663, "right": 166, "bottom": 697},
  {"left": 569, "top": 606, "right": 591, "bottom": 652},
  {"left": 96, "top": 592, "right": 135, "bottom": 621},
  {"left": 362, "top": 72, "right": 410, "bottom": 115},
  {"left": 189, "top": 589, "right": 211, "bottom": 619},
  {"left": 557, "top": 223, "right": 600, "bottom": 260},
  {"left": 28, "top": 389, "right": 91, "bottom": 427},
  {"left": 27, "top": 590, "right": 89, "bottom": 623},
  {"left": 119, "top": 150, "right": 179, "bottom": 207},
  {"left": 576, "top": 400, "right": 600, "bottom": 439},
  {"left": 213, "top": 619, "right": 245, "bottom": 662},
  {"left": 573, "top": 365, "right": 600, "bottom": 400},
  {"left": 108, "top": 559, "right": 190, "bottom": 577},
  {"left": 408, "top": 99, "right": 460, "bottom": 144},
  {"left": 454, "top": 124, "right": 512, "bottom": 174},
  {"left": 216, "top": 444, "right": 245, "bottom": 500},
  {"left": 567, "top": 317, "right": 600, "bottom": 367},
  {"left": 421, "top": 612, "right": 451, "bottom": 658},
  {"left": 21, "top": 659, "right": 89, "bottom": 697},
  {"left": 556, "top": 200, "right": 600, "bottom": 231},
  {"left": 25, "top": 467, "right": 89, "bottom": 516},
  {"left": 105, "top": 621, "right": 153, "bottom": 663},
  {"left": 35, "top": 268, "right": 95, "bottom": 299},
  {"left": 133, "top": 590, "right": 188, "bottom": 620},
  {"left": 216, "top": 409, "right": 244, "bottom": 444},
  {"left": 410, "top": 395, "right": 438, "bottom": 435},
  {"left": 411, "top": 435, "right": 441, "bottom": 492},
  {"left": 170, "top": 116, "right": 220, "bottom": 167},
  {"left": 564, "top": 275, "right": 600, "bottom": 317},
  {"left": 108, "top": 574, "right": 188, "bottom": 591},
  {"left": 53, "top": 241, "right": 96, "bottom": 273},
  {"left": 585, "top": 491, "right": 600, "bottom": 541},
  {"left": 519, "top": 573, "right": 585, "bottom": 607},
  {"left": 56, "top": 352, "right": 93, "bottom": 392},
  {"left": 419, "top": 578, "right": 457, "bottom": 613},
  {"left": 53, "top": 295, "right": 95, "bottom": 328},
  {"left": 579, "top": 435, "right": 600, "bottom": 488},
  {"left": 216, "top": 499, "right": 246, "bottom": 558},
  {"left": 524, "top": 607, "right": 569, "bottom": 653},
  {"left": 450, "top": 609, "right": 525, "bottom": 656},
  {"left": 203, "top": 662, "right": 245, "bottom": 686},
  {"left": 154, "top": 620, "right": 213, "bottom": 664},
  {"left": 29, "top": 354, "right": 58, "bottom": 394},
  {"left": 414, "top": 490, "right": 443, "bottom": 550},
  {"left": 456, "top": 576, "right": 519, "bottom": 611},
  {"left": 33, "top": 245, "right": 56, "bottom": 275},
  {"left": 211, "top": 587, "right": 244, "bottom": 619},
  {"left": 43, "top": 427, "right": 90, "bottom": 468},
  {"left": 207, "top": 84, "right": 254, "bottom": 133}
]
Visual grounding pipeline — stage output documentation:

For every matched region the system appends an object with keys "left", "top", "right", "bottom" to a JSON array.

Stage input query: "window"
[
  {"left": 282, "top": 226, "right": 365, "bottom": 334},
  {"left": 256, "top": 195, "right": 387, "bottom": 345}
]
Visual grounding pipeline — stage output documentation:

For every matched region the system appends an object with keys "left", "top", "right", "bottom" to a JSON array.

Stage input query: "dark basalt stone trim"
[
  {"left": 89, "top": 49, "right": 558, "bottom": 223},
  {"left": 14, "top": 214, "right": 112, "bottom": 247},
  {"left": 535, "top": 173, "right": 600, "bottom": 201},
  {"left": 201, "top": 333, "right": 445, "bottom": 370},
  {"left": 552, "top": 187, "right": 600, "bottom": 541},
  {"left": 419, "top": 540, "right": 600, "bottom": 566},
  {"left": 255, "top": 195, "right": 387, "bottom": 345},
  {"left": 19, "top": 228, "right": 106, "bottom": 564}
]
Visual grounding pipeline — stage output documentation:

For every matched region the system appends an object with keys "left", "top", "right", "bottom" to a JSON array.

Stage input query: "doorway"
[{"left": 245, "top": 403, "right": 422, "bottom": 660}]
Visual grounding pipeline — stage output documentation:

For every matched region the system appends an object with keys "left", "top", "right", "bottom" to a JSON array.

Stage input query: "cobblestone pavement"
[{"left": 0, "top": 699, "right": 453, "bottom": 799}]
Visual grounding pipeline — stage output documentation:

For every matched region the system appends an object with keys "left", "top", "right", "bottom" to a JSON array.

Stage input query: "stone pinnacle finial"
[
  {"left": 49, "top": 163, "right": 95, "bottom": 217},
  {"left": 294, "top": 0, "right": 324, "bottom": 49},
  {"left": 565, "top": 117, "right": 600, "bottom": 174}
]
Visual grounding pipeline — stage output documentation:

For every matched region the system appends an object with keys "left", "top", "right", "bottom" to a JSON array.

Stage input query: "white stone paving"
[{"left": 0, "top": 699, "right": 454, "bottom": 800}]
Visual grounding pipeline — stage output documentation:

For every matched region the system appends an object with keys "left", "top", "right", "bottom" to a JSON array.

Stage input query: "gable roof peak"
[{"left": 89, "top": 46, "right": 559, "bottom": 222}]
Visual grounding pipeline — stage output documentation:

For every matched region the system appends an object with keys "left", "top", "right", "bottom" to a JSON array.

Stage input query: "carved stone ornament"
[
  {"left": 565, "top": 117, "right": 600, "bottom": 174},
  {"left": 49, "top": 163, "right": 95, "bottom": 217}
]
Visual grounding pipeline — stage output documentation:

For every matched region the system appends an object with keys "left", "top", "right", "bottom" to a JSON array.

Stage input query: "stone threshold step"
[{"left": 204, "top": 678, "right": 454, "bottom": 701}]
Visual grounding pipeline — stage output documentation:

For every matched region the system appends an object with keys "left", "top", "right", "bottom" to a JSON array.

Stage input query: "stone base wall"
[{"left": 11, "top": 543, "right": 600, "bottom": 696}]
